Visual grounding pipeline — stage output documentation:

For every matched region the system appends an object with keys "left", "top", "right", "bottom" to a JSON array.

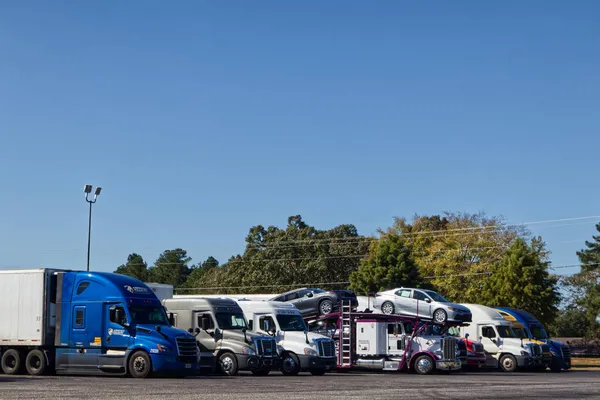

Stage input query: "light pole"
[{"left": 84, "top": 185, "right": 102, "bottom": 272}]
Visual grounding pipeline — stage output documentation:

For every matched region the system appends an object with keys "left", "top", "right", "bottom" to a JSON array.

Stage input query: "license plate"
[{"left": 185, "top": 363, "right": 191, "bottom": 369}]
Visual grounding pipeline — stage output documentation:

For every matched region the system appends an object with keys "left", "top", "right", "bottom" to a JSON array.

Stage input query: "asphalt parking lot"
[{"left": 1, "top": 370, "right": 599, "bottom": 400}]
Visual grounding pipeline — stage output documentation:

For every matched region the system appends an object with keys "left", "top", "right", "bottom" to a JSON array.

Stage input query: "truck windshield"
[
  {"left": 497, "top": 326, "right": 517, "bottom": 338},
  {"left": 215, "top": 312, "right": 247, "bottom": 330},
  {"left": 276, "top": 314, "right": 307, "bottom": 331},
  {"left": 512, "top": 327, "right": 528, "bottom": 339},
  {"left": 423, "top": 290, "right": 449, "bottom": 303},
  {"left": 530, "top": 325, "right": 548, "bottom": 339},
  {"left": 129, "top": 305, "right": 169, "bottom": 325}
]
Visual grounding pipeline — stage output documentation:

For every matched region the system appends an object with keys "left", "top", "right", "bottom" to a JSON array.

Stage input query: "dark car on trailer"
[{"left": 269, "top": 288, "right": 359, "bottom": 316}]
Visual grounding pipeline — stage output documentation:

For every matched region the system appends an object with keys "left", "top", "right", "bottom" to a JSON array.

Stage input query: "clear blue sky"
[{"left": 1, "top": 1, "right": 598, "bottom": 276}]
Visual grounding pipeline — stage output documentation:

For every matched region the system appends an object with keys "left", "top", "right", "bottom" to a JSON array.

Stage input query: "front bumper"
[
  {"left": 150, "top": 354, "right": 199, "bottom": 376},
  {"left": 447, "top": 310, "right": 472, "bottom": 323},
  {"left": 297, "top": 355, "right": 337, "bottom": 372},
  {"left": 436, "top": 360, "right": 462, "bottom": 371},
  {"left": 516, "top": 355, "right": 543, "bottom": 368},
  {"left": 237, "top": 355, "right": 280, "bottom": 371},
  {"left": 466, "top": 354, "right": 487, "bottom": 367}
]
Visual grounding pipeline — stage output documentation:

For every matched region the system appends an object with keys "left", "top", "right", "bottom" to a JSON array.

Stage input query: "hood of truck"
[
  {"left": 499, "top": 337, "right": 536, "bottom": 351},
  {"left": 220, "top": 329, "right": 272, "bottom": 344},
  {"left": 134, "top": 324, "right": 192, "bottom": 340},
  {"left": 277, "top": 330, "right": 330, "bottom": 345}
]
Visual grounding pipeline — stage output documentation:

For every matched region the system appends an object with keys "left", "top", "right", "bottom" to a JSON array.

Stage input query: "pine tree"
[
  {"left": 349, "top": 233, "right": 425, "bottom": 296},
  {"left": 481, "top": 237, "right": 560, "bottom": 327},
  {"left": 577, "top": 222, "right": 600, "bottom": 272},
  {"left": 147, "top": 248, "right": 192, "bottom": 287}
]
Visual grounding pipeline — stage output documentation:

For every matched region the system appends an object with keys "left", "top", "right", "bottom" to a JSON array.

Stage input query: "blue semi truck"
[
  {"left": 494, "top": 307, "right": 571, "bottom": 372},
  {"left": 0, "top": 268, "right": 198, "bottom": 378}
]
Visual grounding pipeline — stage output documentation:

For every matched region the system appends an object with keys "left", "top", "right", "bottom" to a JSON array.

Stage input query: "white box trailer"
[{"left": 0, "top": 269, "right": 57, "bottom": 346}]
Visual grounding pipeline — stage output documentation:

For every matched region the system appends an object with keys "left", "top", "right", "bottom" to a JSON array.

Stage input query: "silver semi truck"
[{"left": 162, "top": 297, "right": 281, "bottom": 376}]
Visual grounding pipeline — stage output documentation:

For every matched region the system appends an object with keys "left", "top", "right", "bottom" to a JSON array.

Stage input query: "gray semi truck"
[{"left": 162, "top": 297, "right": 280, "bottom": 376}]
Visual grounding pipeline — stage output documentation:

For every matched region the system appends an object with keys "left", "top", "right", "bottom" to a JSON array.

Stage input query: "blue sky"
[{"left": 0, "top": 1, "right": 598, "bottom": 277}]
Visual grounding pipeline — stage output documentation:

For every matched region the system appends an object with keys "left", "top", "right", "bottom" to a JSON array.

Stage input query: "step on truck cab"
[
  {"left": 0, "top": 268, "right": 198, "bottom": 378},
  {"left": 306, "top": 304, "right": 462, "bottom": 375},
  {"left": 236, "top": 300, "right": 337, "bottom": 376},
  {"left": 494, "top": 307, "right": 571, "bottom": 372},
  {"left": 162, "top": 297, "right": 281, "bottom": 376},
  {"left": 458, "top": 304, "right": 544, "bottom": 372}
]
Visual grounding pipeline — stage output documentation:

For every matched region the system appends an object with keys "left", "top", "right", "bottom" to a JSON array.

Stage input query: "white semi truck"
[
  {"left": 236, "top": 300, "right": 337, "bottom": 375},
  {"left": 457, "top": 304, "right": 544, "bottom": 372}
]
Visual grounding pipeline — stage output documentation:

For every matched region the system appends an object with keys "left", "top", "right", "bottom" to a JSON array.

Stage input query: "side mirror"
[
  {"left": 425, "top": 298, "right": 431, "bottom": 303},
  {"left": 200, "top": 317, "right": 211, "bottom": 331},
  {"left": 307, "top": 292, "right": 314, "bottom": 298},
  {"left": 168, "top": 313, "right": 175, "bottom": 326},
  {"left": 188, "top": 328, "right": 194, "bottom": 334},
  {"left": 195, "top": 327, "right": 201, "bottom": 334}
]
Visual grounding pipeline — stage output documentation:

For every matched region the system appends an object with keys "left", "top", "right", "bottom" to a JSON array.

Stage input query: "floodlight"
[
  {"left": 95, "top": 187, "right": 102, "bottom": 196},
  {"left": 84, "top": 185, "right": 93, "bottom": 194}
]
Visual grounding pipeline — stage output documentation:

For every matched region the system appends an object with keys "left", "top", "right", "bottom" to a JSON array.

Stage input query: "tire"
[
  {"left": 413, "top": 355, "right": 435, "bottom": 375},
  {"left": 1, "top": 349, "right": 23, "bottom": 375},
  {"left": 499, "top": 354, "right": 518, "bottom": 373},
  {"left": 25, "top": 349, "right": 47, "bottom": 376},
  {"left": 218, "top": 352, "right": 238, "bottom": 376},
  {"left": 319, "top": 299, "right": 333, "bottom": 316},
  {"left": 251, "top": 369, "right": 270, "bottom": 376},
  {"left": 381, "top": 302, "right": 395, "bottom": 315},
  {"left": 310, "top": 368, "right": 326, "bottom": 376},
  {"left": 128, "top": 350, "right": 153, "bottom": 379},
  {"left": 280, "top": 352, "right": 301, "bottom": 376},
  {"left": 433, "top": 309, "right": 447, "bottom": 324}
]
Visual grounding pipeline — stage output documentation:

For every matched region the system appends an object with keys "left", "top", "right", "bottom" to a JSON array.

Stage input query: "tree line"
[{"left": 113, "top": 213, "right": 600, "bottom": 338}]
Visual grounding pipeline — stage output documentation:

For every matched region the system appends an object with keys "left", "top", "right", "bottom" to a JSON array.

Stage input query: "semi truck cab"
[
  {"left": 236, "top": 300, "right": 337, "bottom": 376},
  {"left": 494, "top": 307, "right": 571, "bottom": 372},
  {"left": 459, "top": 304, "right": 544, "bottom": 372},
  {"left": 162, "top": 297, "right": 281, "bottom": 376}
]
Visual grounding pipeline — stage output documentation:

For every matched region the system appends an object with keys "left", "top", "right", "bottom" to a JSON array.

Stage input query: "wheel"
[
  {"left": 499, "top": 354, "right": 518, "bottom": 372},
  {"left": 280, "top": 352, "right": 301, "bottom": 376},
  {"left": 433, "top": 309, "right": 447, "bottom": 324},
  {"left": 128, "top": 350, "right": 153, "bottom": 378},
  {"left": 310, "top": 369, "right": 326, "bottom": 376},
  {"left": 413, "top": 355, "right": 435, "bottom": 375},
  {"left": 381, "top": 301, "right": 395, "bottom": 315},
  {"left": 319, "top": 299, "right": 333, "bottom": 315},
  {"left": 218, "top": 352, "right": 238, "bottom": 376},
  {"left": 1, "top": 349, "right": 23, "bottom": 375},
  {"left": 251, "top": 369, "right": 270, "bottom": 376},
  {"left": 25, "top": 349, "right": 47, "bottom": 376}
]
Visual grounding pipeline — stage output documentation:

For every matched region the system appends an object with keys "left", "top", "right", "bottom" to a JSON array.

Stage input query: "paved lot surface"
[{"left": 1, "top": 370, "right": 600, "bottom": 400}]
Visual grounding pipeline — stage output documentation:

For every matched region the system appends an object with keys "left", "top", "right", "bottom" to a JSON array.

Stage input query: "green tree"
[
  {"left": 147, "top": 248, "right": 192, "bottom": 287},
  {"left": 114, "top": 253, "right": 148, "bottom": 281},
  {"left": 349, "top": 233, "right": 425, "bottom": 296},
  {"left": 182, "top": 256, "right": 220, "bottom": 294},
  {"left": 481, "top": 237, "right": 560, "bottom": 327},
  {"left": 548, "top": 305, "right": 591, "bottom": 337},
  {"left": 562, "top": 222, "right": 600, "bottom": 338},
  {"left": 576, "top": 222, "right": 600, "bottom": 271}
]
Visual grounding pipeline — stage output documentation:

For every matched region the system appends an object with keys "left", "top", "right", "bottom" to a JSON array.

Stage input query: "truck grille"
[
  {"left": 176, "top": 337, "right": 198, "bottom": 362},
  {"left": 442, "top": 337, "right": 456, "bottom": 360},
  {"left": 531, "top": 344, "right": 541, "bottom": 357},
  {"left": 256, "top": 338, "right": 277, "bottom": 358},
  {"left": 318, "top": 340, "right": 336, "bottom": 357}
]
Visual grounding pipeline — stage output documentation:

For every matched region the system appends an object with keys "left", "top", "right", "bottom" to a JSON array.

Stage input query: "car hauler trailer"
[
  {"left": 494, "top": 307, "right": 570, "bottom": 372},
  {"left": 306, "top": 302, "right": 462, "bottom": 375},
  {"left": 236, "top": 300, "right": 337, "bottom": 376},
  {"left": 162, "top": 297, "right": 281, "bottom": 376},
  {"left": 0, "top": 269, "right": 198, "bottom": 378}
]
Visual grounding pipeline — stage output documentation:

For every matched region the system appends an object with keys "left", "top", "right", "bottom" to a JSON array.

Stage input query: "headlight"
[
  {"left": 520, "top": 350, "right": 530, "bottom": 356},
  {"left": 241, "top": 346, "right": 256, "bottom": 356},
  {"left": 304, "top": 347, "right": 318, "bottom": 356},
  {"left": 277, "top": 345, "right": 284, "bottom": 354},
  {"left": 156, "top": 344, "right": 170, "bottom": 352}
]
